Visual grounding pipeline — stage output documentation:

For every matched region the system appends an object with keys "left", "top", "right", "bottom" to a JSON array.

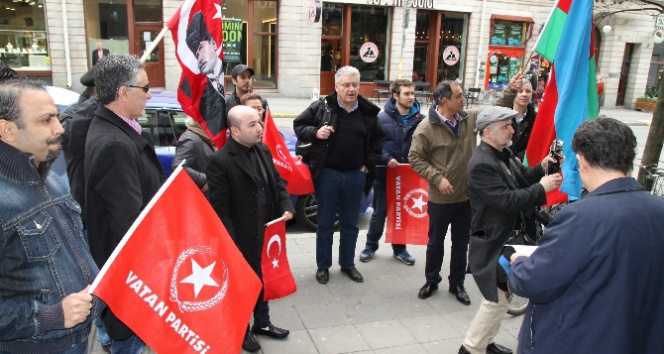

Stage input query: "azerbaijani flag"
[{"left": 525, "top": 0, "right": 598, "bottom": 204}]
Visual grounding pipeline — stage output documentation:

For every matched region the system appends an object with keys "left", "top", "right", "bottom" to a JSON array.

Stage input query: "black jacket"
[
  {"left": 293, "top": 92, "right": 385, "bottom": 193},
  {"left": 207, "top": 138, "right": 294, "bottom": 272},
  {"left": 84, "top": 105, "right": 164, "bottom": 339},
  {"left": 60, "top": 97, "right": 99, "bottom": 221},
  {"left": 91, "top": 48, "right": 110, "bottom": 65},
  {"left": 466, "top": 142, "right": 546, "bottom": 302},
  {"left": 512, "top": 103, "right": 536, "bottom": 160},
  {"left": 172, "top": 129, "right": 215, "bottom": 189}
]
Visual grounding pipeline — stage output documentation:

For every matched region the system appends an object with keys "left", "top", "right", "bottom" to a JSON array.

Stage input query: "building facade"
[{"left": 1, "top": 0, "right": 658, "bottom": 109}]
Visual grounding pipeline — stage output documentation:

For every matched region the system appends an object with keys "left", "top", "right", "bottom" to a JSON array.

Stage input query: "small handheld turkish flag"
[
  {"left": 90, "top": 166, "right": 262, "bottom": 354},
  {"left": 263, "top": 109, "right": 315, "bottom": 195},
  {"left": 261, "top": 218, "right": 297, "bottom": 301},
  {"left": 385, "top": 165, "right": 429, "bottom": 245}
]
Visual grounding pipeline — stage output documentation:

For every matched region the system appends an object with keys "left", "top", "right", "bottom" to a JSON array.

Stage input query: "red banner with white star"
[
  {"left": 261, "top": 219, "right": 297, "bottom": 301},
  {"left": 385, "top": 165, "right": 429, "bottom": 245},
  {"left": 90, "top": 167, "right": 261, "bottom": 354}
]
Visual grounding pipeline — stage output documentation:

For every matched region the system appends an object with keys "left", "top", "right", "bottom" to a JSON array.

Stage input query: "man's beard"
[{"left": 46, "top": 136, "right": 63, "bottom": 162}]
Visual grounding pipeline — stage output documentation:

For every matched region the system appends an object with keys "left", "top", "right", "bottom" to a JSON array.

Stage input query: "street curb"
[
  {"left": 273, "top": 114, "right": 298, "bottom": 118},
  {"left": 622, "top": 121, "right": 650, "bottom": 127}
]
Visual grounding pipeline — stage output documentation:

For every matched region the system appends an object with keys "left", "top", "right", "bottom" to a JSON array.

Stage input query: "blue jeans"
[
  {"left": 365, "top": 183, "right": 406, "bottom": 254},
  {"left": 110, "top": 334, "right": 145, "bottom": 354},
  {"left": 315, "top": 168, "right": 366, "bottom": 269},
  {"left": 95, "top": 314, "right": 112, "bottom": 347},
  {"left": 425, "top": 200, "right": 471, "bottom": 286}
]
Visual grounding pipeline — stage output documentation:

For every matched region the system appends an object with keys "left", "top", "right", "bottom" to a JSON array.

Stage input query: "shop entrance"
[
  {"left": 616, "top": 43, "right": 633, "bottom": 106},
  {"left": 134, "top": 25, "right": 165, "bottom": 88}
]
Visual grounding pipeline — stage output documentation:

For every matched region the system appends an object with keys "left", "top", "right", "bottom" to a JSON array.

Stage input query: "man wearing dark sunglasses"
[{"left": 84, "top": 54, "right": 163, "bottom": 354}]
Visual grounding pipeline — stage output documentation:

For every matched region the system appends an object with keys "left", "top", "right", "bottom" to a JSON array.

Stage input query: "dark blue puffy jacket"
[{"left": 374, "top": 98, "right": 425, "bottom": 187}]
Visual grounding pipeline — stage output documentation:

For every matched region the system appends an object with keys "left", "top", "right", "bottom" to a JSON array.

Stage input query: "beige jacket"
[{"left": 408, "top": 90, "right": 515, "bottom": 204}]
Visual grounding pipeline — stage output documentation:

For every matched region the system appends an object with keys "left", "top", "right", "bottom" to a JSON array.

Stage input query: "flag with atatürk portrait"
[
  {"left": 261, "top": 219, "right": 297, "bottom": 301},
  {"left": 90, "top": 166, "right": 262, "bottom": 354},
  {"left": 168, "top": 0, "right": 228, "bottom": 148},
  {"left": 385, "top": 165, "right": 429, "bottom": 245}
]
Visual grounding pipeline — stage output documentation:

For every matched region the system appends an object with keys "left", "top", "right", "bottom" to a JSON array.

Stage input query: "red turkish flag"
[
  {"left": 385, "top": 165, "right": 429, "bottom": 245},
  {"left": 263, "top": 109, "right": 315, "bottom": 195},
  {"left": 90, "top": 167, "right": 261, "bottom": 354},
  {"left": 168, "top": 0, "right": 227, "bottom": 148},
  {"left": 261, "top": 219, "right": 297, "bottom": 301}
]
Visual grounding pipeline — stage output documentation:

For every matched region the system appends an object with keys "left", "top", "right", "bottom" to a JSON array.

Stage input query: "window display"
[{"left": 0, "top": 0, "right": 49, "bottom": 70}]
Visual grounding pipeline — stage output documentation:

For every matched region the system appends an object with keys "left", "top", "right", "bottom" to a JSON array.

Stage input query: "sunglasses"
[{"left": 127, "top": 84, "right": 150, "bottom": 93}]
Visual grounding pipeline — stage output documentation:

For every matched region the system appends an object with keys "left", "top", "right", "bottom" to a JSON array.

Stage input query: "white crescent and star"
[
  {"left": 180, "top": 259, "right": 220, "bottom": 298},
  {"left": 411, "top": 194, "right": 426, "bottom": 212},
  {"left": 267, "top": 234, "right": 283, "bottom": 268}
]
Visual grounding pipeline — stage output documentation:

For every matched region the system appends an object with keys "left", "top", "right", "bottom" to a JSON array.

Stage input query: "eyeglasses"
[
  {"left": 338, "top": 82, "right": 360, "bottom": 89},
  {"left": 127, "top": 84, "right": 150, "bottom": 93}
]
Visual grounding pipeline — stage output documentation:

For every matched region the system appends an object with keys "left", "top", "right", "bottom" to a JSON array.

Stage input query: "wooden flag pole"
[
  {"left": 139, "top": 25, "right": 169, "bottom": 63},
  {"left": 519, "top": 0, "right": 561, "bottom": 74}
]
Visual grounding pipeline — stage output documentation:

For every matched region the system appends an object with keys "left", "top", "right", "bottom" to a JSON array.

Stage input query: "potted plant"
[{"left": 635, "top": 95, "right": 657, "bottom": 112}]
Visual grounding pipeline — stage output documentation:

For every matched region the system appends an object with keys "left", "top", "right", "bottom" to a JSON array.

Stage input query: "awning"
[{"left": 491, "top": 14, "right": 534, "bottom": 23}]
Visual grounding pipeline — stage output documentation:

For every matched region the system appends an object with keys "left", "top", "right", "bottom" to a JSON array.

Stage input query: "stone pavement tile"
[
  {"left": 295, "top": 302, "right": 349, "bottom": 329},
  {"left": 253, "top": 329, "right": 318, "bottom": 353},
  {"left": 492, "top": 330, "right": 519, "bottom": 351},
  {"left": 501, "top": 313, "right": 526, "bottom": 330},
  {"left": 309, "top": 324, "right": 371, "bottom": 353},
  {"left": 266, "top": 301, "right": 305, "bottom": 331},
  {"left": 341, "top": 297, "right": 403, "bottom": 324},
  {"left": 422, "top": 337, "right": 467, "bottom": 353},
  {"left": 372, "top": 343, "right": 429, "bottom": 354},
  {"left": 356, "top": 319, "right": 417, "bottom": 350},
  {"left": 289, "top": 252, "right": 316, "bottom": 270},
  {"left": 441, "top": 308, "right": 479, "bottom": 335},
  {"left": 286, "top": 283, "right": 336, "bottom": 306},
  {"left": 326, "top": 280, "right": 383, "bottom": 303},
  {"left": 400, "top": 314, "right": 464, "bottom": 342}
]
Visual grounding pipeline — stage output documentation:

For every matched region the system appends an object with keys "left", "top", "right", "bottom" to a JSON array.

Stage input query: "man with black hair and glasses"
[{"left": 84, "top": 54, "right": 163, "bottom": 353}]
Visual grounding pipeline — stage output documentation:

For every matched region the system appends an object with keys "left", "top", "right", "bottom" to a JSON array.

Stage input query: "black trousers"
[{"left": 424, "top": 200, "right": 471, "bottom": 286}]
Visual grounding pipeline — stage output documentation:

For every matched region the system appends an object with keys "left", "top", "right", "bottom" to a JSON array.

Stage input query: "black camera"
[
  {"left": 547, "top": 139, "right": 564, "bottom": 175},
  {"left": 524, "top": 206, "right": 552, "bottom": 227}
]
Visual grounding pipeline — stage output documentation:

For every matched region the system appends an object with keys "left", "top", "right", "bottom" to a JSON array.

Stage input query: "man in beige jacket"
[{"left": 408, "top": 75, "right": 521, "bottom": 315}]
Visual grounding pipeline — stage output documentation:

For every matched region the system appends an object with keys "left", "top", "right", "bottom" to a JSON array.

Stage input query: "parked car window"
[{"left": 138, "top": 109, "right": 178, "bottom": 147}]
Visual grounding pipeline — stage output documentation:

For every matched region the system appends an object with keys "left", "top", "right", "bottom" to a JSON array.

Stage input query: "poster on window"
[
  {"left": 508, "top": 23, "right": 523, "bottom": 46},
  {"left": 492, "top": 22, "right": 507, "bottom": 45},
  {"left": 222, "top": 18, "right": 242, "bottom": 62}
]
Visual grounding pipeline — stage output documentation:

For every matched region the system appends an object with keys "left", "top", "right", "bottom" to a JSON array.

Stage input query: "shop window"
[
  {"left": 491, "top": 21, "right": 524, "bottom": 46},
  {"left": 0, "top": 0, "right": 50, "bottom": 71},
  {"left": 486, "top": 50, "right": 524, "bottom": 89},
  {"left": 437, "top": 13, "right": 466, "bottom": 84},
  {"left": 222, "top": 0, "right": 277, "bottom": 88},
  {"left": 321, "top": 4, "right": 343, "bottom": 73},
  {"left": 85, "top": 0, "right": 130, "bottom": 59},
  {"left": 322, "top": 3, "right": 342, "bottom": 36},
  {"left": 134, "top": 0, "right": 162, "bottom": 23},
  {"left": 647, "top": 43, "right": 664, "bottom": 96},
  {"left": 349, "top": 6, "right": 390, "bottom": 82},
  {"left": 413, "top": 11, "right": 429, "bottom": 82}
]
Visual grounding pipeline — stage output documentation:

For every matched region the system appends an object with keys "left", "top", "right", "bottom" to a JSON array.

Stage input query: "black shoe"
[
  {"left": 252, "top": 323, "right": 290, "bottom": 339},
  {"left": 316, "top": 268, "right": 329, "bottom": 284},
  {"left": 417, "top": 281, "right": 438, "bottom": 299},
  {"left": 242, "top": 330, "right": 261, "bottom": 352},
  {"left": 340, "top": 267, "right": 364, "bottom": 283},
  {"left": 458, "top": 345, "right": 471, "bottom": 354},
  {"left": 449, "top": 285, "right": 471, "bottom": 305},
  {"left": 487, "top": 342, "right": 513, "bottom": 354}
]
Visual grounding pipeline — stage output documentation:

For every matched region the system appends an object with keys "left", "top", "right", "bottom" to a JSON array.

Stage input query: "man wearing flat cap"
[
  {"left": 225, "top": 64, "right": 267, "bottom": 114},
  {"left": 408, "top": 74, "right": 522, "bottom": 312},
  {"left": 457, "top": 106, "right": 562, "bottom": 354},
  {"left": 185, "top": 11, "right": 226, "bottom": 136}
]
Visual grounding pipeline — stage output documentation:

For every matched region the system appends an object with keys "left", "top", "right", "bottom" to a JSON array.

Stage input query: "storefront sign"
[
  {"left": 222, "top": 18, "right": 242, "bottom": 62},
  {"left": 366, "top": 0, "right": 434, "bottom": 9},
  {"left": 442, "top": 46, "right": 460, "bottom": 66},
  {"left": 309, "top": 0, "right": 321, "bottom": 23},
  {"left": 360, "top": 42, "right": 379, "bottom": 63},
  {"left": 492, "top": 22, "right": 507, "bottom": 45}
]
